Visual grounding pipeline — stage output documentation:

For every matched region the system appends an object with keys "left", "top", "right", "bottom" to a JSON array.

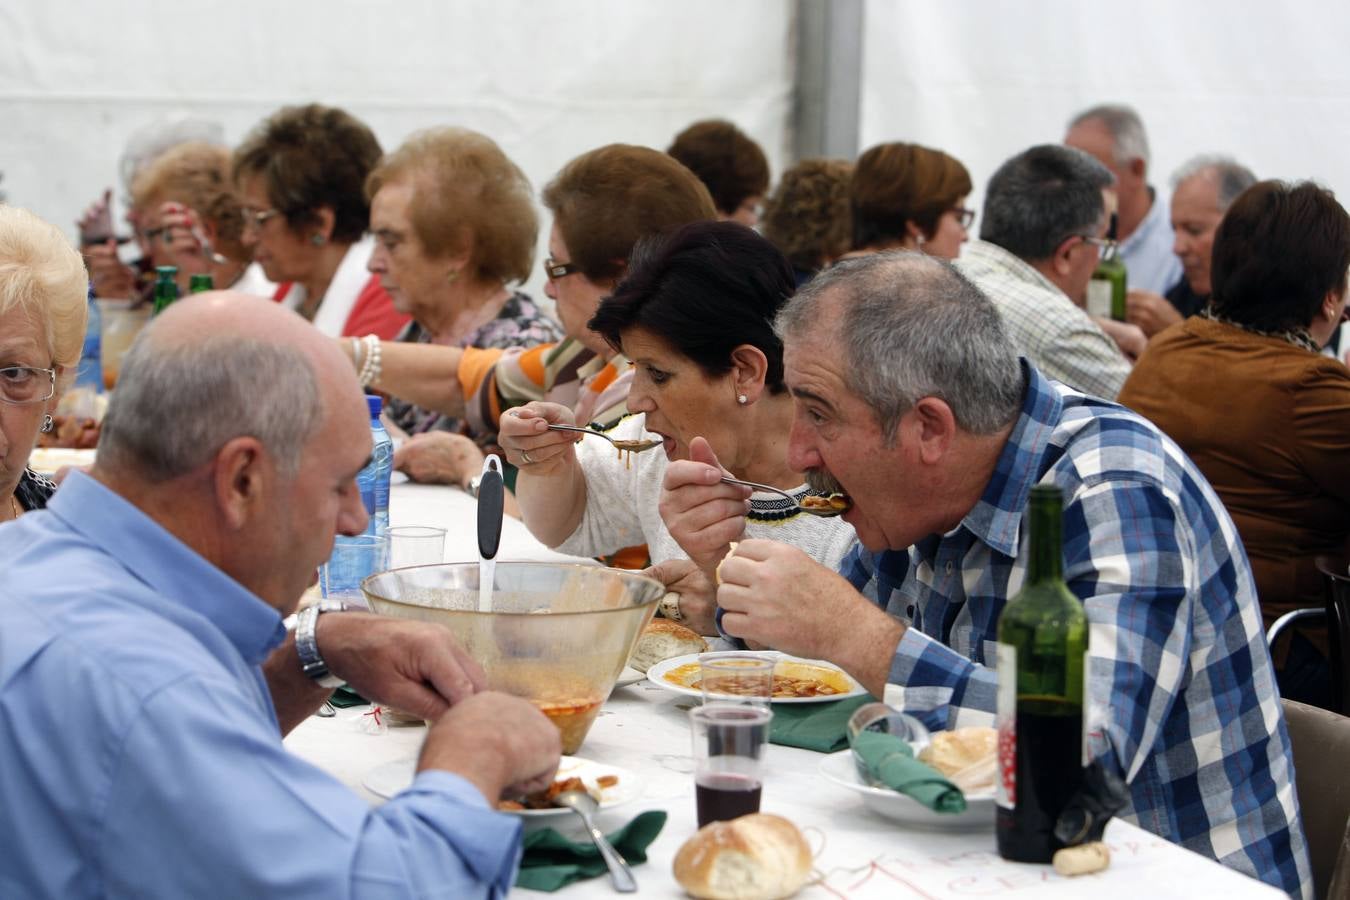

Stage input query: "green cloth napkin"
[
  {"left": 515, "top": 810, "right": 666, "bottom": 892},
  {"left": 328, "top": 686, "right": 369, "bottom": 708},
  {"left": 851, "top": 730, "right": 967, "bottom": 813},
  {"left": 769, "top": 695, "right": 876, "bottom": 752}
]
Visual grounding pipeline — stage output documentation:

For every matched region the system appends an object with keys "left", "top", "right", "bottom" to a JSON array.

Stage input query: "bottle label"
[
  {"left": 1085, "top": 278, "right": 1113, "bottom": 319},
  {"left": 995, "top": 642, "right": 1017, "bottom": 809}
]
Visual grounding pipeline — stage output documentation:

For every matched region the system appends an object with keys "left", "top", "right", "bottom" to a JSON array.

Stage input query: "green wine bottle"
[
  {"left": 189, "top": 273, "right": 214, "bottom": 294},
  {"left": 1086, "top": 212, "right": 1127, "bottom": 321},
  {"left": 995, "top": 484, "right": 1088, "bottom": 863},
  {"left": 152, "top": 266, "right": 179, "bottom": 316}
]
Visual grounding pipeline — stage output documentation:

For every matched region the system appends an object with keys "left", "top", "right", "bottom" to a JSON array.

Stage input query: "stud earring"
[
  {"left": 41, "top": 414, "right": 54, "bottom": 433},
  {"left": 737, "top": 394, "right": 748, "bottom": 405},
  {"left": 447, "top": 269, "right": 459, "bottom": 284},
  {"left": 311, "top": 234, "right": 326, "bottom": 246}
]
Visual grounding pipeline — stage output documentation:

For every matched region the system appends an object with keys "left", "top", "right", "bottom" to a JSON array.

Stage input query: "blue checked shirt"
[{"left": 840, "top": 362, "right": 1310, "bottom": 898}]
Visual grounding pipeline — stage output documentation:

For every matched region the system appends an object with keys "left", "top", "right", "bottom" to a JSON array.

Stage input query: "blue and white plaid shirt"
[{"left": 840, "top": 362, "right": 1310, "bottom": 898}]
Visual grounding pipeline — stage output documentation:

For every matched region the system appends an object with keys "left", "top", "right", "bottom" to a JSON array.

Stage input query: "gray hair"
[
  {"left": 979, "top": 144, "right": 1114, "bottom": 263},
  {"left": 1068, "top": 103, "right": 1150, "bottom": 166},
  {"left": 118, "top": 118, "right": 226, "bottom": 197},
  {"left": 98, "top": 330, "right": 322, "bottom": 482},
  {"left": 775, "top": 252, "right": 1023, "bottom": 442},
  {"left": 1171, "top": 155, "right": 1258, "bottom": 211}
]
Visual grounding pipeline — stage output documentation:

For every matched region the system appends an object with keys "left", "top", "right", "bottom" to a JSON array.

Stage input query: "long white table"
[{"left": 285, "top": 483, "right": 1284, "bottom": 898}]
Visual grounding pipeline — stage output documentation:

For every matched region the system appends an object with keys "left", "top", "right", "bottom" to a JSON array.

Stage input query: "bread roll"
[
  {"left": 673, "top": 814, "right": 812, "bottom": 900},
  {"left": 628, "top": 620, "right": 708, "bottom": 673},
  {"left": 919, "top": 727, "right": 997, "bottom": 777},
  {"left": 715, "top": 542, "right": 739, "bottom": 585}
]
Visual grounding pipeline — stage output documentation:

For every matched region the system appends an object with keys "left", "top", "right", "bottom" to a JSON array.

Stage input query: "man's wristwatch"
[{"left": 295, "top": 601, "right": 346, "bottom": 689}]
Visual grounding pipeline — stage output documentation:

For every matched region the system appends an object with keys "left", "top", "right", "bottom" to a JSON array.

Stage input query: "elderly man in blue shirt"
[
  {"left": 0, "top": 293, "right": 561, "bottom": 898},
  {"left": 659, "top": 253, "right": 1311, "bottom": 898}
]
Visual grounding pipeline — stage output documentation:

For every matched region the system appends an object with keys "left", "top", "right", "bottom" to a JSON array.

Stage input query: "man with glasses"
[{"left": 954, "top": 144, "right": 1135, "bottom": 399}]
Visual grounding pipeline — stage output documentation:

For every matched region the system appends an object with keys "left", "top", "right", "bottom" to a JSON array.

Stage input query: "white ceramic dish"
[
  {"left": 645, "top": 650, "right": 867, "bottom": 704},
  {"left": 613, "top": 666, "right": 645, "bottom": 688},
  {"left": 27, "top": 447, "right": 96, "bottom": 475},
  {"left": 817, "top": 749, "right": 995, "bottom": 830},
  {"left": 363, "top": 755, "right": 641, "bottom": 816}
]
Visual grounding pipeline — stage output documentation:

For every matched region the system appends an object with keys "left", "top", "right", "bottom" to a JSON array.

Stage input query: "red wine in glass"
[{"left": 695, "top": 772, "right": 762, "bottom": 826}]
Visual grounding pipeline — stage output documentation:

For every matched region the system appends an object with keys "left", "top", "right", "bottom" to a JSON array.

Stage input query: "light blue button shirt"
[
  {"left": 1119, "top": 188, "right": 1183, "bottom": 294},
  {"left": 0, "top": 472, "right": 522, "bottom": 899}
]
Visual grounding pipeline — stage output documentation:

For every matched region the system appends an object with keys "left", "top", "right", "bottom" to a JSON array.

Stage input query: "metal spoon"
[
  {"left": 546, "top": 423, "right": 662, "bottom": 453},
  {"left": 552, "top": 788, "right": 637, "bottom": 893},
  {"left": 720, "top": 475, "right": 852, "bottom": 517}
]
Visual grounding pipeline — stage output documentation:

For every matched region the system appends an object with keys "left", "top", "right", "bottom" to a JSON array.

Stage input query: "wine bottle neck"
[{"left": 1025, "top": 487, "right": 1064, "bottom": 584}]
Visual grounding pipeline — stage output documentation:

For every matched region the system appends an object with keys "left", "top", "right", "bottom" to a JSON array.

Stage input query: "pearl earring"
[
  {"left": 447, "top": 269, "right": 460, "bottom": 284},
  {"left": 737, "top": 394, "right": 748, "bottom": 405}
]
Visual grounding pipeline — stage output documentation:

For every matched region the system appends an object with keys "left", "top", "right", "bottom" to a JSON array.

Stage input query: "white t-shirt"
[{"left": 554, "top": 413, "right": 858, "bottom": 570}]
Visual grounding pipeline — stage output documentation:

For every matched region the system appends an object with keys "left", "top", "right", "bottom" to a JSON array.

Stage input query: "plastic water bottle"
[
  {"left": 75, "top": 285, "right": 103, "bottom": 392},
  {"left": 357, "top": 394, "right": 393, "bottom": 537}
]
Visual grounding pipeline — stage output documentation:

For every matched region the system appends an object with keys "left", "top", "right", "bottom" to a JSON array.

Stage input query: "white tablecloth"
[{"left": 286, "top": 483, "right": 1282, "bottom": 898}]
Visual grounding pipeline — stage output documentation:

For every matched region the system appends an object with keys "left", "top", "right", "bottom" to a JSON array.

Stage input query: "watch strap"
[{"left": 295, "top": 603, "right": 345, "bottom": 689}]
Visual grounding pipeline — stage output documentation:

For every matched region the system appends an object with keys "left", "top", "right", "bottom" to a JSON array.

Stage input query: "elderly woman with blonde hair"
[
  {"left": 131, "top": 141, "right": 275, "bottom": 297},
  {"left": 364, "top": 127, "right": 562, "bottom": 480},
  {"left": 0, "top": 206, "right": 88, "bottom": 516}
]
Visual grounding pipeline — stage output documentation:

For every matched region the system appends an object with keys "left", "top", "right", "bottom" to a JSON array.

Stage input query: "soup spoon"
[
  {"left": 546, "top": 423, "right": 662, "bottom": 454},
  {"left": 720, "top": 476, "right": 852, "bottom": 518}
]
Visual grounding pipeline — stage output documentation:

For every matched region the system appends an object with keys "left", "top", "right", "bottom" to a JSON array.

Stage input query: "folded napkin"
[
  {"left": 515, "top": 810, "right": 666, "bottom": 892},
  {"left": 769, "top": 694, "right": 876, "bottom": 752},
  {"left": 851, "top": 730, "right": 966, "bottom": 813}
]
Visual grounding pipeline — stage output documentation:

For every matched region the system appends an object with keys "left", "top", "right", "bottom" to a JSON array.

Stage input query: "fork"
[
  {"left": 546, "top": 423, "right": 662, "bottom": 453},
  {"left": 720, "top": 476, "right": 851, "bottom": 517}
]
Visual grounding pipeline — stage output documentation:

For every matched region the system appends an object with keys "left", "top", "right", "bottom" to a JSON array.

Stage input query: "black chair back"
[{"left": 1315, "top": 555, "right": 1350, "bottom": 717}]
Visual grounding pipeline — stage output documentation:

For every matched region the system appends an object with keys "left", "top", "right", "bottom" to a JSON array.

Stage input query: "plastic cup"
[
  {"left": 386, "top": 525, "right": 446, "bottom": 568},
  {"left": 320, "top": 534, "right": 389, "bottom": 608},
  {"left": 699, "top": 654, "right": 775, "bottom": 708},
  {"left": 690, "top": 703, "right": 772, "bottom": 827},
  {"left": 98, "top": 300, "right": 150, "bottom": 391}
]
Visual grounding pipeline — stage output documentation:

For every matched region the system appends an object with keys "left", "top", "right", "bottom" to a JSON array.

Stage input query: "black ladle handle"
[{"left": 476, "top": 454, "right": 504, "bottom": 560}]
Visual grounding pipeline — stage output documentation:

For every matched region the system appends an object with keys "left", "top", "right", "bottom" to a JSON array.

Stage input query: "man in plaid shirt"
[{"left": 662, "top": 252, "right": 1310, "bottom": 897}]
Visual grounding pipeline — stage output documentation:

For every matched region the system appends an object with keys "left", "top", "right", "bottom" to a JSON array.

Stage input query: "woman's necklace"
[{"left": 7, "top": 494, "right": 20, "bottom": 521}]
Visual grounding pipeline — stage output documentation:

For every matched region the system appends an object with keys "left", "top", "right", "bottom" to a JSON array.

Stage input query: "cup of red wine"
[{"left": 689, "top": 703, "right": 772, "bottom": 827}]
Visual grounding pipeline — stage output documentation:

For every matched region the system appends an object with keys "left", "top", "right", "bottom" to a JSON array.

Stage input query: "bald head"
[{"left": 98, "top": 292, "right": 362, "bottom": 482}]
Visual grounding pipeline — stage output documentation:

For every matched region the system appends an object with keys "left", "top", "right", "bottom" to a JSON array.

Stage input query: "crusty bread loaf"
[
  {"left": 673, "top": 813, "right": 812, "bottom": 900},
  {"left": 628, "top": 620, "right": 708, "bottom": 673},
  {"left": 714, "top": 542, "right": 740, "bottom": 585}
]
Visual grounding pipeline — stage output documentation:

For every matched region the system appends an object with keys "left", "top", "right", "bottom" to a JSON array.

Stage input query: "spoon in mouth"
[
  {"left": 719, "top": 476, "right": 852, "bottom": 517},
  {"left": 546, "top": 423, "right": 662, "bottom": 454}
]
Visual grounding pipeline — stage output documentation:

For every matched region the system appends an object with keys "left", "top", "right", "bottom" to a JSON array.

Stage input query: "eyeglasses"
[
  {"left": 1076, "top": 234, "right": 1118, "bottom": 256},
  {"left": 0, "top": 366, "right": 56, "bottom": 405},
  {"left": 544, "top": 256, "right": 581, "bottom": 280},
  {"left": 951, "top": 207, "right": 976, "bottom": 229},
  {"left": 240, "top": 207, "right": 282, "bottom": 231}
]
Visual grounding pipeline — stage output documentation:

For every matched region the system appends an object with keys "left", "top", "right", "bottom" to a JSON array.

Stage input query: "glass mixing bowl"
[{"left": 362, "top": 562, "right": 664, "bottom": 752}]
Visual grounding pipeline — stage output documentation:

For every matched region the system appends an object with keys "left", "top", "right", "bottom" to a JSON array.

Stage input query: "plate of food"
[
  {"left": 646, "top": 650, "right": 866, "bottom": 704},
  {"left": 363, "top": 754, "right": 641, "bottom": 816},
  {"left": 817, "top": 726, "right": 997, "bottom": 830}
]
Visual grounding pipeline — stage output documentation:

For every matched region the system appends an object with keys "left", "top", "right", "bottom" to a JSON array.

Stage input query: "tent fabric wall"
[
  {"left": 0, "top": 0, "right": 795, "bottom": 299},
  {"left": 860, "top": 0, "right": 1350, "bottom": 222}
]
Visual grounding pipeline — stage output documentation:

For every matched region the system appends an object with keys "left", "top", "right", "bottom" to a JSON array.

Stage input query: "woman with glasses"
[
  {"left": 847, "top": 142, "right": 974, "bottom": 261},
  {"left": 349, "top": 144, "right": 714, "bottom": 522},
  {"left": 363, "top": 127, "right": 562, "bottom": 481},
  {"left": 0, "top": 206, "right": 89, "bottom": 518},
  {"left": 130, "top": 142, "right": 275, "bottom": 298},
  {"left": 232, "top": 104, "right": 406, "bottom": 339}
]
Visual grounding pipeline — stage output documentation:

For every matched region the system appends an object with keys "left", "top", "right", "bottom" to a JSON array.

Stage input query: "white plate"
[
  {"left": 27, "top": 447, "right": 96, "bottom": 475},
  {"left": 389, "top": 470, "right": 409, "bottom": 485},
  {"left": 817, "top": 750, "right": 995, "bottom": 830},
  {"left": 363, "top": 755, "right": 641, "bottom": 816},
  {"left": 645, "top": 650, "right": 867, "bottom": 704},
  {"left": 614, "top": 666, "right": 645, "bottom": 688}
]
